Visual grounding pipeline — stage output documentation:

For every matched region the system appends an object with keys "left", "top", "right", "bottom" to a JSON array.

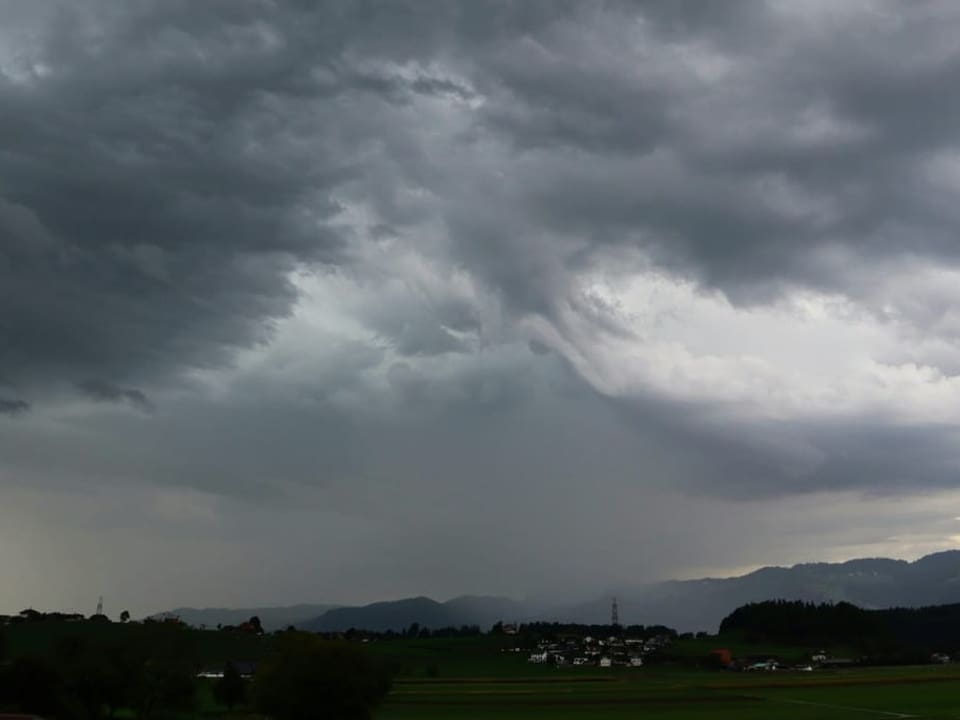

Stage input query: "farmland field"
[{"left": 376, "top": 662, "right": 960, "bottom": 719}]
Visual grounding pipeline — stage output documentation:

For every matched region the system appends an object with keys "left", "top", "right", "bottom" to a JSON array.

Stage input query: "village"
[
  {"left": 524, "top": 633, "right": 673, "bottom": 668},
  {"left": 521, "top": 636, "right": 881, "bottom": 672}
]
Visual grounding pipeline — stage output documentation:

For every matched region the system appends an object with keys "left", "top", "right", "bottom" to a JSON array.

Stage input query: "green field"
[
  {"left": 365, "top": 638, "right": 960, "bottom": 720},
  {"left": 377, "top": 665, "right": 960, "bottom": 719}
]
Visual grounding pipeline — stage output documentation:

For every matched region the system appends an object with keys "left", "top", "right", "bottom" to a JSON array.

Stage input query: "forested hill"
[
  {"left": 299, "top": 596, "right": 531, "bottom": 633},
  {"left": 150, "top": 604, "right": 339, "bottom": 631},
  {"left": 719, "top": 599, "right": 960, "bottom": 653}
]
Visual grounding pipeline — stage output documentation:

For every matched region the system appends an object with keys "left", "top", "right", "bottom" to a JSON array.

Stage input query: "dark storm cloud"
[
  {"left": 0, "top": 0, "right": 591, "bottom": 399},
  {"left": 4, "top": 0, "right": 960, "bottom": 512},
  {"left": 0, "top": 8, "right": 330, "bottom": 394},
  {"left": 0, "top": 398, "right": 29, "bottom": 415},
  {"left": 77, "top": 379, "right": 153, "bottom": 412},
  {"left": 0, "top": 1, "right": 381, "bottom": 396},
  {"left": 423, "top": 1, "right": 960, "bottom": 313}
]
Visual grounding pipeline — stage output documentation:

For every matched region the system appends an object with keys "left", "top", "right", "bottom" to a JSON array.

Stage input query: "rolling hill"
[
  {"left": 298, "top": 595, "right": 532, "bottom": 633},
  {"left": 150, "top": 603, "right": 339, "bottom": 631}
]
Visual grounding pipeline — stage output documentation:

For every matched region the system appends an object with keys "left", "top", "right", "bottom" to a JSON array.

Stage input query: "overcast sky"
[{"left": 5, "top": 0, "right": 960, "bottom": 618}]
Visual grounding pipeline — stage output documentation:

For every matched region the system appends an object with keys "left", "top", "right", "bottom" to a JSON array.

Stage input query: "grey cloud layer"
[
  {"left": 7, "top": 2, "right": 960, "bottom": 385},
  {"left": 3, "top": 1, "right": 960, "bottom": 542}
]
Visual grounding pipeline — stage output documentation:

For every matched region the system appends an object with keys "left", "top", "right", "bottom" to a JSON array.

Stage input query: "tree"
[
  {"left": 253, "top": 633, "right": 392, "bottom": 720},
  {"left": 120, "top": 610, "right": 131, "bottom": 623},
  {"left": 0, "top": 617, "right": 200, "bottom": 720},
  {"left": 213, "top": 661, "right": 246, "bottom": 711},
  {"left": 64, "top": 647, "right": 127, "bottom": 720},
  {"left": 128, "top": 659, "right": 195, "bottom": 720},
  {"left": 0, "top": 655, "right": 68, "bottom": 717},
  {"left": 115, "top": 624, "right": 198, "bottom": 720}
]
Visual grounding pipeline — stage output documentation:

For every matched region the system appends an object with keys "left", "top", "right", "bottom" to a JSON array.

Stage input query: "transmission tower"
[
  {"left": 96, "top": 596, "right": 103, "bottom": 616},
  {"left": 611, "top": 597, "right": 619, "bottom": 627}
]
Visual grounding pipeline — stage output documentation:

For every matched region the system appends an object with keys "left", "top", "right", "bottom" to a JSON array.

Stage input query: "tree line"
[
  {"left": 0, "top": 620, "right": 392, "bottom": 719},
  {"left": 719, "top": 599, "right": 960, "bottom": 658},
  {"left": 513, "top": 622, "right": 678, "bottom": 641}
]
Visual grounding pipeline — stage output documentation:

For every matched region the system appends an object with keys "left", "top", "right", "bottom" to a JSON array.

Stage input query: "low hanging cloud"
[
  {"left": 76, "top": 379, "right": 154, "bottom": 413},
  {"left": 0, "top": 398, "right": 29, "bottom": 416}
]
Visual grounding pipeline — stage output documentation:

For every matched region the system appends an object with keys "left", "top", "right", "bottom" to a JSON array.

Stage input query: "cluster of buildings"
[
  {"left": 526, "top": 633, "right": 672, "bottom": 668},
  {"left": 196, "top": 661, "right": 258, "bottom": 680},
  {"left": 714, "top": 649, "right": 865, "bottom": 671}
]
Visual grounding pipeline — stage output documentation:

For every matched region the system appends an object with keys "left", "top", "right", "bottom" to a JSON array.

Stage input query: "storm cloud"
[{"left": 4, "top": 1, "right": 960, "bottom": 616}]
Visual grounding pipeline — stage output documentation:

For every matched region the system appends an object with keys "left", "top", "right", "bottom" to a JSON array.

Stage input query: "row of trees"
[
  {"left": 514, "top": 621, "right": 679, "bottom": 641},
  {"left": 1, "top": 608, "right": 132, "bottom": 624},
  {"left": 719, "top": 599, "right": 881, "bottom": 644},
  {"left": 323, "top": 621, "right": 681, "bottom": 644}
]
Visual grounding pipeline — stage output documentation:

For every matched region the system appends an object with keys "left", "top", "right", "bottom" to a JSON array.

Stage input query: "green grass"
[
  {"left": 376, "top": 655, "right": 960, "bottom": 719},
  {"left": 665, "top": 630, "right": 856, "bottom": 664},
  {"left": 364, "top": 634, "right": 546, "bottom": 678}
]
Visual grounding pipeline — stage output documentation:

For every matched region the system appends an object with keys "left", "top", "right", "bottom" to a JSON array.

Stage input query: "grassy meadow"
[
  {"left": 366, "top": 636, "right": 960, "bottom": 719},
  {"left": 378, "top": 664, "right": 960, "bottom": 719}
]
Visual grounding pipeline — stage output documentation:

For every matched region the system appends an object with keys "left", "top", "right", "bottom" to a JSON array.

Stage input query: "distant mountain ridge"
[
  {"left": 155, "top": 551, "right": 960, "bottom": 634},
  {"left": 151, "top": 604, "right": 339, "bottom": 631},
  {"left": 567, "top": 550, "right": 960, "bottom": 631},
  {"left": 299, "top": 595, "right": 531, "bottom": 633}
]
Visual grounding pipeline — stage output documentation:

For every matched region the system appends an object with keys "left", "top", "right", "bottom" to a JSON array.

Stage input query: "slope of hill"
[
  {"left": 151, "top": 604, "right": 338, "bottom": 631},
  {"left": 571, "top": 550, "right": 960, "bottom": 632},
  {"left": 299, "top": 595, "right": 531, "bottom": 633}
]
